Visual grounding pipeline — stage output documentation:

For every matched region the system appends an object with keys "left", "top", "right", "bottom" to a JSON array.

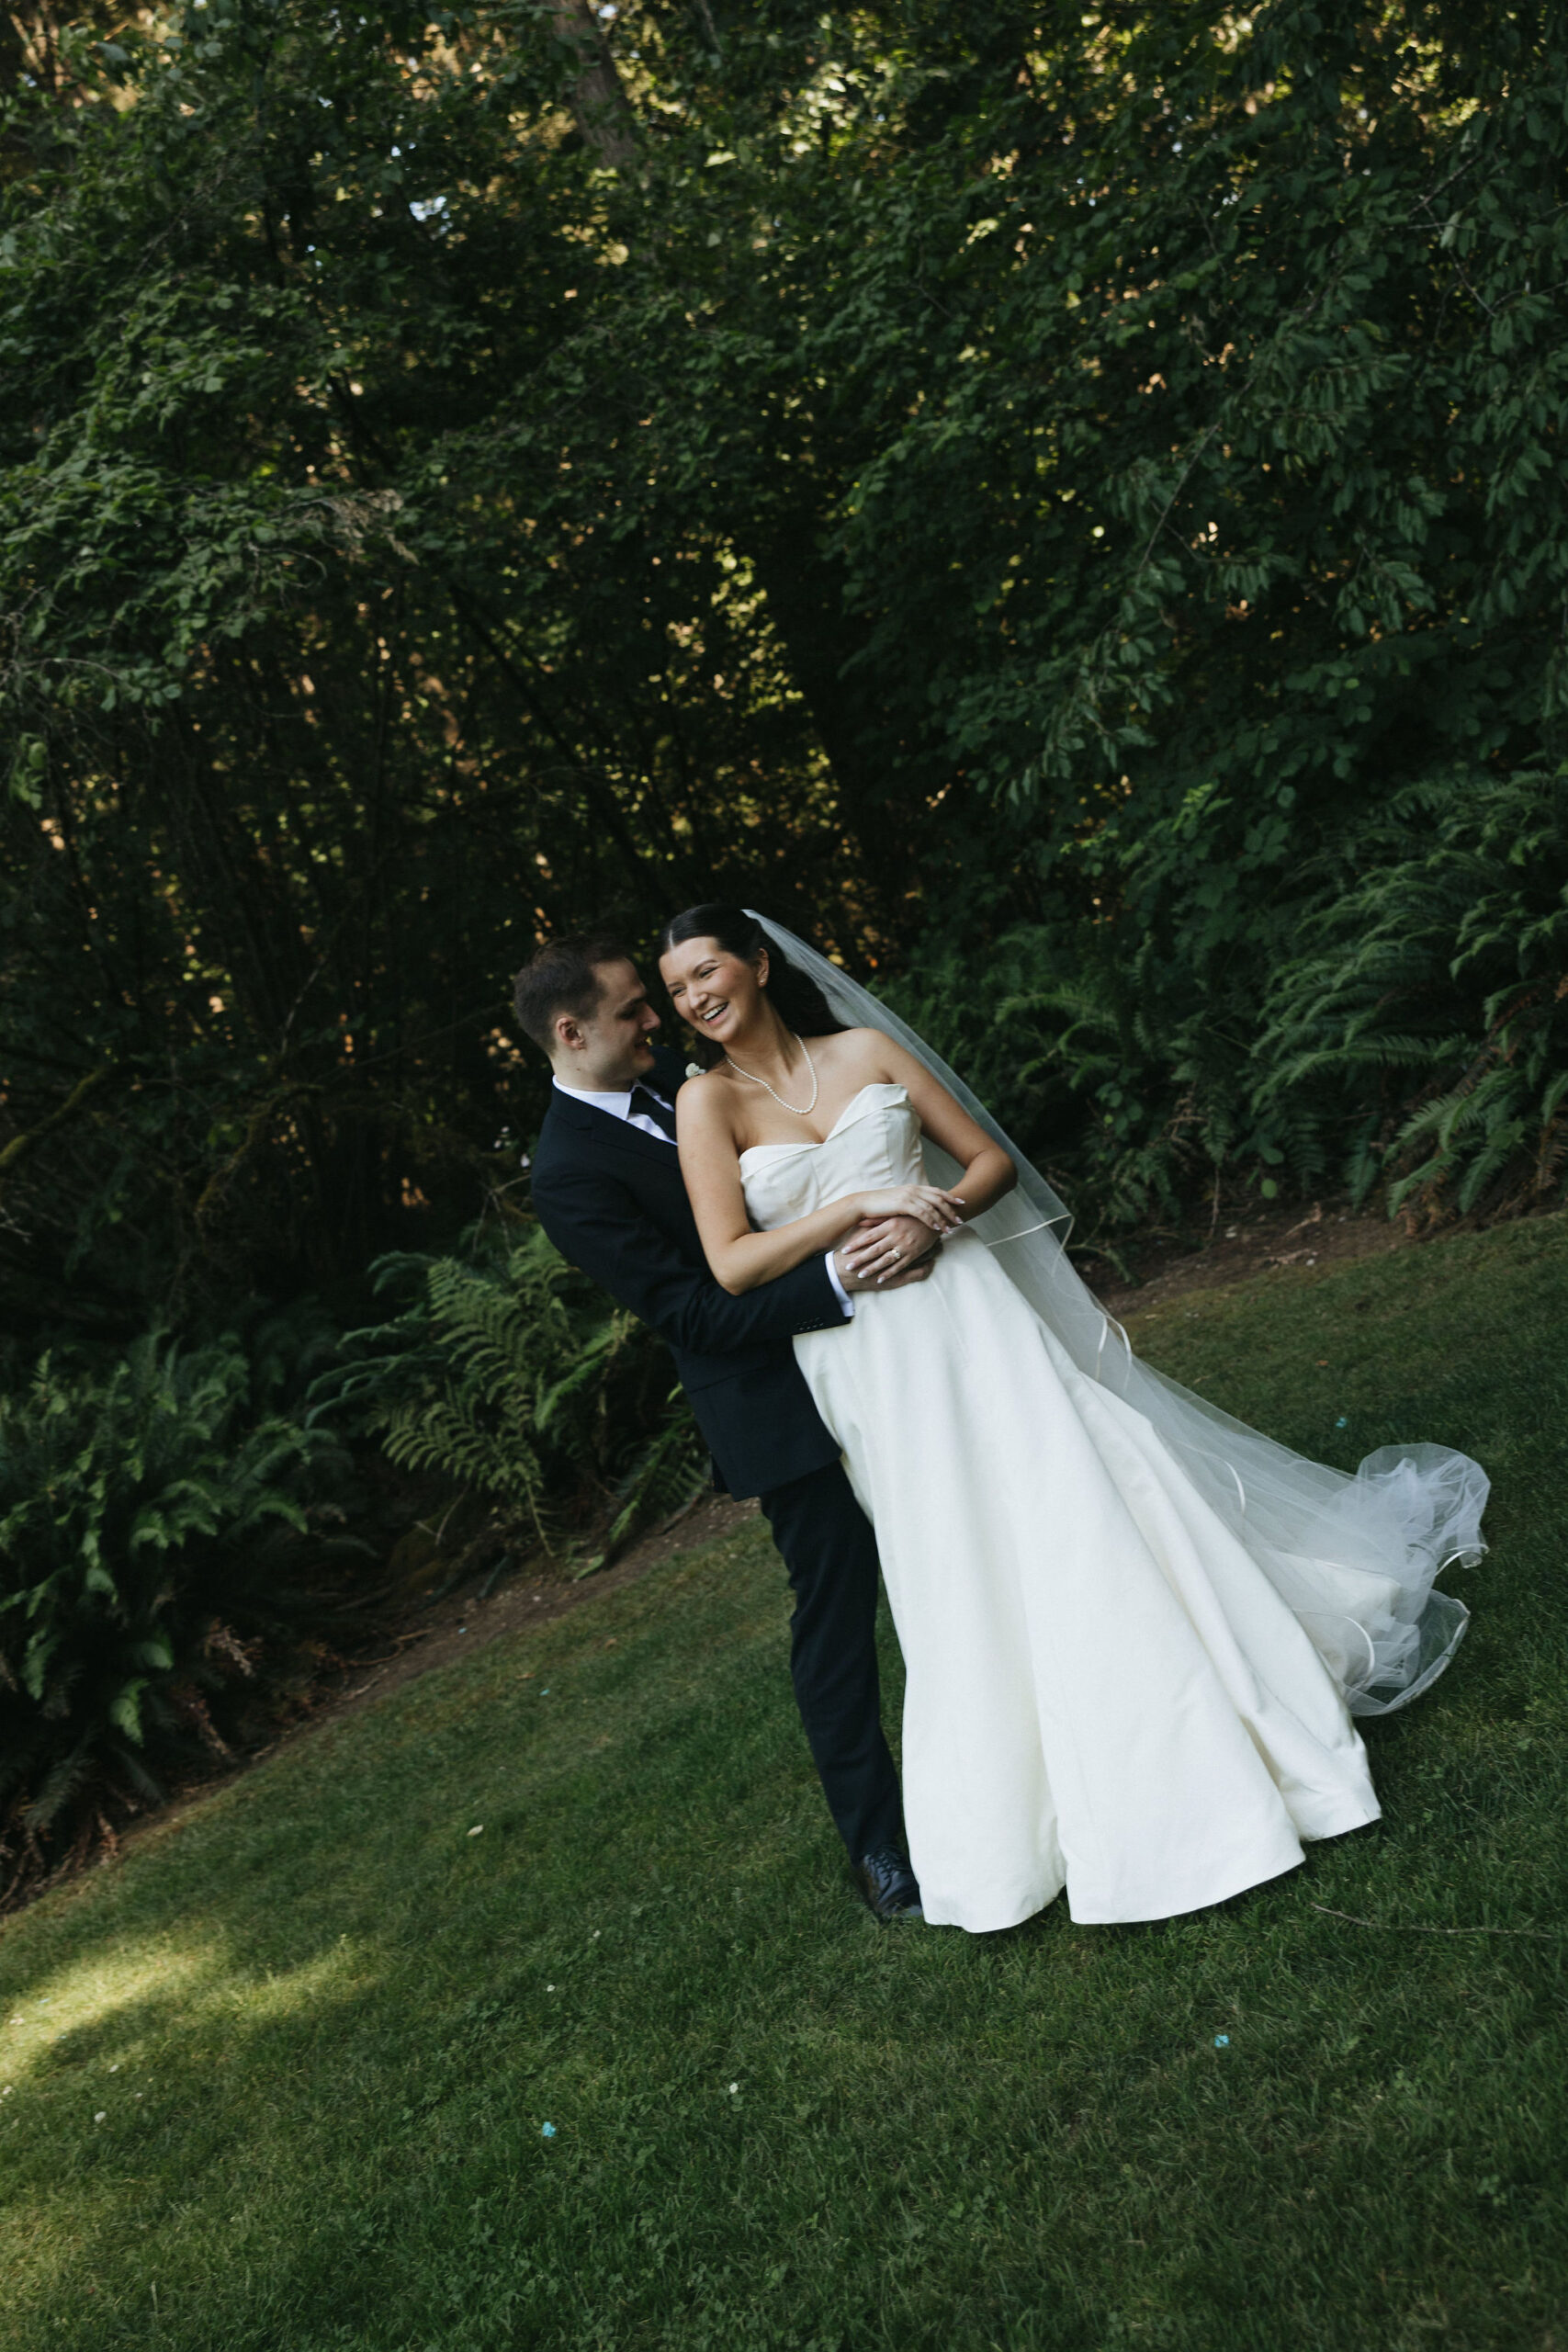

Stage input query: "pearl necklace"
[{"left": 724, "top": 1035, "right": 819, "bottom": 1116}]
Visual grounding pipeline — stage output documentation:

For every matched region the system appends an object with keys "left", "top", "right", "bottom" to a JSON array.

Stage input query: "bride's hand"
[
  {"left": 855, "top": 1183, "right": 965, "bottom": 1236},
  {"left": 840, "top": 1212, "right": 942, "bottom": 1284}
]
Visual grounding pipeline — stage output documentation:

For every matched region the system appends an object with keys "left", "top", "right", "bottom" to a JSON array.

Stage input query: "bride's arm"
[
  {"left": 676, "top": 1078, "right": 964, "bottom": 1296},
  {"left": 898, "top": 1043, "right": 1016, "bottom": 1214},
  {"left": 839, "top": 1040, "right": 1016, "bottom": 1281}
]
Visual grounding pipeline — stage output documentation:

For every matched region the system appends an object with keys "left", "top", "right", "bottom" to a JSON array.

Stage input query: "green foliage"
[
  {"left": 312, "top": 1225, "right": 705, "bottom": 1566},
  {"left": 0, "top": 1329, "right": 353, "bottom": 1891},
  {"left": 1254, "top": 763, "right": 1568, "bottom": 1224},
  {"left": 881, "top": 915, "right": 1294, "bottom": 1238},
  {"left": 1, "top": 0, "right": 1566, "bottom": 1340},
  {"left": 894, "top": 762, "right": 1568, "bottom": 1239}
]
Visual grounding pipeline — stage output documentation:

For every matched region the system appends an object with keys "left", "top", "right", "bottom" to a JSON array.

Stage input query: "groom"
[{"left": 516, "top": 932, "right": 932, "bottom": 1921}]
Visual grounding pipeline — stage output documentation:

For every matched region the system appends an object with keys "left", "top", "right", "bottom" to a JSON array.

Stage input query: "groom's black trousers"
[{"left": 758, "top": 1458, "right": 904, "bottom": 1862}]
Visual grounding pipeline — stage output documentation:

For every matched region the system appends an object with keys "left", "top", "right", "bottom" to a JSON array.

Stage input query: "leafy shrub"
[
  {"left": 891, "top": 763, "right": 1568, "bottom": 1243},
  {"left": 881, "top": 922, "right": 1288, "bottom": 1243},
  {"left": 0, "top": 1332, "right": 354, "bottom": 1899},
  {"left": 310, "top": 1226, "right": 705, "bottom": 1574},
  {"left": 1253, "top": 764, "right": 1568, "bottom": 1226}
]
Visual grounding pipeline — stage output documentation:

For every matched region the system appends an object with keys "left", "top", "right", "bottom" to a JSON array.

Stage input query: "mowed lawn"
[{"left": 4, "top": 1219, "right": 1568, "bottom": 2352}]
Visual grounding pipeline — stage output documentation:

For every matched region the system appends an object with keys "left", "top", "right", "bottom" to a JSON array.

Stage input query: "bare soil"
[
  {"left": 1082, "top": 1197, "right": 1408, "bottom": 1321},
  {"left": 282, "top": 1489, "right": 765, "bottom": 1735},
  {"left": 1, "top": 1494, "right": 766, "bottom": 1923}
]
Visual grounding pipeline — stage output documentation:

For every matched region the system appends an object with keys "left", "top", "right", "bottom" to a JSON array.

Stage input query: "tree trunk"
[{"left": 546, "top": 1, "right": 637, "bottom": 169}]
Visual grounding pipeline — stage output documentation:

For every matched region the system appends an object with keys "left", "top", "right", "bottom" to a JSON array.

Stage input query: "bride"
[{"left": 659, "top": 902, "right": 1489, "bottom": 1934}]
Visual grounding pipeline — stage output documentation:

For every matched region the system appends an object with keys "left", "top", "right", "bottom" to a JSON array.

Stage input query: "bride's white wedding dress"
[{"left": 742, "top": 1082, "right": 1463, "bottom": 1933}]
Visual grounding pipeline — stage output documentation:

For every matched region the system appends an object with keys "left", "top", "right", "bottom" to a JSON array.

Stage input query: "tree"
[{"left": 2, "top": 1, "right": 1565, "bottom": 1353}]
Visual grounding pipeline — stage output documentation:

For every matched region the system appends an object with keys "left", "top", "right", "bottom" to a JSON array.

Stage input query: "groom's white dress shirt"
[{"left": 551, "top": 1075, "right": 854, "bottom": 1316}]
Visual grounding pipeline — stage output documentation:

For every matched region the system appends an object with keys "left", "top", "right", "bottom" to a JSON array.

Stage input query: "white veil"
[{"left": 750, "top": 910, "right": 1489, "bottom": 1716}]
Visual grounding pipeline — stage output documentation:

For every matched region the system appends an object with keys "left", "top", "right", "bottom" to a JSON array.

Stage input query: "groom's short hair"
[{"left": 513, "top": 933, "right": 637, "bottom": 1055}]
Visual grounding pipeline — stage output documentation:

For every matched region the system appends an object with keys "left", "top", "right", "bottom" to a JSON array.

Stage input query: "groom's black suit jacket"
[{"left": 528, "top": 1045, "right": 847, "bottom": 1498}]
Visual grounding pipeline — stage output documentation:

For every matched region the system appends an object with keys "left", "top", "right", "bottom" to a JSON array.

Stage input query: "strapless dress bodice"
[{"left": 740, "top": 1084, "right": 922, "bottom": 1227}]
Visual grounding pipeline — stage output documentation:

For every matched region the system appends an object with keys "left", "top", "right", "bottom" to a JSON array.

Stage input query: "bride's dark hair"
[{"left": 658, "top": 902, "right": 846, "bottom": 1066}]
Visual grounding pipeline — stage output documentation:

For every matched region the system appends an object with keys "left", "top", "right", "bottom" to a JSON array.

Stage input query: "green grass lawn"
[{"left": 4, "top": 1218, "right": 1568, "bottom": 2352}]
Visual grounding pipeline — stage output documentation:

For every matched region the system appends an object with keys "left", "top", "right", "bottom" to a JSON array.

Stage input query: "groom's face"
[{"left": 558, "top": 957, "right": 660, "bottom": 1091}]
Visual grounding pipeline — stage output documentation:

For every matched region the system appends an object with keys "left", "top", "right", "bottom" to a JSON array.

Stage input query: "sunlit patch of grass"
[
  {"left": 1, "top": 1217, "right": 1566, "bottom": 2347},
  {"left": 0, "top": 1935, "right": 215, "bottom": 2082}
]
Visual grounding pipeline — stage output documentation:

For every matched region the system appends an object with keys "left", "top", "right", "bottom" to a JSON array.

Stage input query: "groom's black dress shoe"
[{"left": 856, "top": 1848, "right": 923, "bottom": 1923}]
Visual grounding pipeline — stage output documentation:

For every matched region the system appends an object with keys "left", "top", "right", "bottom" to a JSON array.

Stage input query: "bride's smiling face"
[{"left": 659, "top": 935, "right": 768, "bottom": 1050}]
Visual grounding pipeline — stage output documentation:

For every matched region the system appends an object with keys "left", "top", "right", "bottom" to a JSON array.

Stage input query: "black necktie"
[{"left": 630, "top": 1084, "right": 679, "bottom": 1143}]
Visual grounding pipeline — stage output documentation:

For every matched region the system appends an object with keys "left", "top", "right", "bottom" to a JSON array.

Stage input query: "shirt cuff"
[{"left": 824, "top": 1249, "right": 855, "bottom": 1319}]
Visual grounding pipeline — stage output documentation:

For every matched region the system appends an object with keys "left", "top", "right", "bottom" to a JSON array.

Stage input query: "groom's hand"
[{"left": 836, "top": 1214, "right": 942, "bottom": 1291}]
